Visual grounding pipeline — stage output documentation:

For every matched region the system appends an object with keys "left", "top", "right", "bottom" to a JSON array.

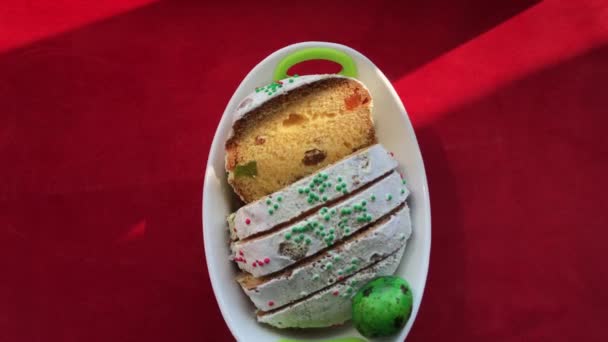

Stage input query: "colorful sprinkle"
[
  {"left": 325, "top": 262, "right": 333, "bottom": 270},
  {"left": 264, "top": 257, "right": 270, "bottom": 264},
  {"left": 273, "top": 204, "right": 279, "bottom": 209},
  {"left": 371, "top": 195, "right": 376, "bottom": 201},
  {"left": 266, "top": 199, "right": 271, "bottom": 205},
  {"left": 239, "top": 250, "right": 244, "bottom": 256},
  {"left": 298, "top": 188, "right": 304, "bottom": 194},
  {"left": 402, "top": 179, "right": 407, "bottom": 185},
  {"left": 268, "top": 209, "right": 274, "bottom": 215},
  {"left": 277, "top": 196, "right": 283, "bottom": 202},
  {"left": 268, "top": 301, "right": 274, "bottom": 307},
  {"left": 401, "top": 189, "right": 405, "bottom": 194},
  {"left": 324, "top": 214, "right": 331, "bottom": 221},
  {"left": 312, "top": 274, "right": 320, "bottom": 280},
  {"left": 387, "top": 194, "right": 393, "bottom": 201},
  {"left": 332, "top": 291, "right": 339, "bottom": 296},
  {"left": 285, "top": 233, "right": 292, "bottom": 240},
  {"left": 252, "top": 262, "right": 257, "bottom": 267},
  {"left": 305, "top": 238, "right": 311, "bottom": 245}
]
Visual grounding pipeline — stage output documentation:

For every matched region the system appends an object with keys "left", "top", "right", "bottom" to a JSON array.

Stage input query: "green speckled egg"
[{"left": 351, "top": 276, "right": 413, "bottom": 338}]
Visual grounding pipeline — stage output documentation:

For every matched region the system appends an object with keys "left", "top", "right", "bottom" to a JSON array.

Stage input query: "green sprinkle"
[
  {"left": 312, "top": 274, "right": 319, "bottom": 280},
  {"left": 305, "top": 238, "right": 311, "bottom": 245},
  {"left": 318, "top": 225, "right": 325, "bottom": 230},
  {"left": 323, "top": 174, "right": 328, "bottom": 180},
  {"left": 401, "top": 189, "right": 405, "bottom": 194},
  {"left": 342, "top": 189, "right": 348, "bottom": 195},
  {"left": 337, "top": 177, "right": 342, "bottom": 182},
  {"left": 294, "top": 74, "right": 299, "bottom": 77},
  {"left": 361, "top": 200, "right": 367, "bottom": 207},
  {"left": 387, "top": 194, "right": 393, "bottom": 201},
  {"left": 334, "top": 255, "right": 341, "bottom": 261},
  {"left": 347, "top": 287, "right": 353, "bottom": 293},
  {"left": 329, "top": 228, "right": 335, "bottom": 234},
  {"left": 326, "top": 182, "right": 332, "bottom": 187},
  {"left": 273, "top": 204, "right": 279, "bottom": 210},
  {"left": 371, "top": 195, "right": 376, "bottom": 201},
  {"left": 289, "top": 79, "right": 294, "bottom": 83},
  {"left": 354, "top": 205, "right": 361, "bottom": 211},
  {"left": 299, "top": 234, "right": 305, "bottom": 241},
  {"left": 345, "top": 228, "right": 351, "bottom": 234},
  {"left": 309, "top": 183, "right": 315, "bottom": 189},
  {"left": 319, "top": 188, "right": 324, "bottom": 194},
  {"left": 269, "top": 209, "right": 274, "bottom": 215},
  {"left": 285, "top": 233, "right": 292, "bottom": 240},
  {"left": 277, "top": 196, "right": 283, "bottom": 202},
  {"left": 337, "top": 270, "right": 343, "bottom": 275},
  {"left": 298, "top": 188, "right": 304, "bottom": 194},
  {"left": 304, "top": 188, "right": 310, "bottom": 194},
  {"left": 312, "top": 222, "right": 318, "bottom": 228},
  {"left": 324, "top": 214, "right": 331, "bottom": 221},
  {"left": 321, "top": 232, "right": 326, "bottom": 237},
  {"left": 266, "top": 199, "right": 271, "bottom": 205},
  {"left": 335, "top": 185, "right": 342, "bottom": 191},
  {"left": 402, "top": 179, "right": 407, "bottom": 185},
  {"left": 307, "top": 198, "right": 313, "bottom": 204},
  {"left": 292, "top": 227, "right": 298, "bottom": 233},
  {"left": 322, "top": 195, "right": 328, "bottom": 201},
  {"left": 326, "top": 262, "right": 333, "bottom": 270},
  {"left": 351, "top": 258, "right": 359, "bottom": 264}
]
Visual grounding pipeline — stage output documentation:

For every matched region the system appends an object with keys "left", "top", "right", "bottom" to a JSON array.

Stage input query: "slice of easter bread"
[{"left": 226, "top": 75, "right": 375, "bottom": 203}]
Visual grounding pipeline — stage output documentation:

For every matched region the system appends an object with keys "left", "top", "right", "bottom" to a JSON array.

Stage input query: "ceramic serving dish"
[{"left": 202, "top": 41, "right": 431, "bottom": 342}]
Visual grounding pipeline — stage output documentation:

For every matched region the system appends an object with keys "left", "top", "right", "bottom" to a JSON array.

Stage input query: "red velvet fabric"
[{"left": 1, "top": 1, "right": 607, "bottom": 341}]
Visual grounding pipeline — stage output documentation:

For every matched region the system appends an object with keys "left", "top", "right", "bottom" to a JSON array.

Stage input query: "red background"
[{"left": 2, "top": 1, "right": 608, "bottom": 341}]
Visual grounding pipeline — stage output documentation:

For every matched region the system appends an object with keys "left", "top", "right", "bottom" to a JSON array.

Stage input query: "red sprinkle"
[
  {"left": 389, "top": 151, "right": 394, "bottom": 157},
  {"left": 257, "top": 260, "right": 264, "bottom": 266},
  {"left": 268, "top": 301, "right": 274, "bottom": 307},
  {"left": 252, "top": 262, "right": 257, "bottom": 267},
  {"left": 264, "top": 258, "right": 270, "bottom": 264},
  {"left": 277, "top": 80, "right": 283, "bottom": 84},
  {"left": 337, "top": 276, "right": 344, "bottom": 281},
  {"left": 245, "top": 218, "right": 251, "bottom": 225},
  {"left": 332, "top": 291, "right": 339, "bottom": 296},
  {"left": 239, "top": 250, "right": 244, "bottom": 256}
]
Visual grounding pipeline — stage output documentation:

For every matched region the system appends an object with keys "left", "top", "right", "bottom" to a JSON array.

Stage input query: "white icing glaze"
[
  {"left": 243, "top": 205, "right": 411, "bottom": 311},
  {"left": 232, "top": 171, "right": 409, "bottom": 277},
  {"left": 257, "top": 247, "right": 405, "bottom": 328},
  {"left": 230, "top": 144, "right": 397, "bottom": 240}
]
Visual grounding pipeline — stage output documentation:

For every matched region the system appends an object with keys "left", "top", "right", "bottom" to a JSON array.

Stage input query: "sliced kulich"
[
  {"left": 231, "top": 171, "right": 409, "bottom": 277},
  {"left": 238, "top": 204, "right": 411, "bottom": 311},
  {"left": 225, "top": 75, "right": 376, "bottom": 203},
  {"left": 228, "top": 144, "right": 397, "bottom": 241},
  {"left": 257, "top": 246, "right": 405, "bottom": 328}
]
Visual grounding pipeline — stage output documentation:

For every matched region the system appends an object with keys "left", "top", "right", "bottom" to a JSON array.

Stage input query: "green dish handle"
[{"left": 273, "top": 47, "right": 358, "bottom": 81}]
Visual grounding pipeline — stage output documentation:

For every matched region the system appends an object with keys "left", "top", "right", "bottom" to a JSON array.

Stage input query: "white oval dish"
[{"left": 202, "top": 42, "right": 431, "bottom": 342}]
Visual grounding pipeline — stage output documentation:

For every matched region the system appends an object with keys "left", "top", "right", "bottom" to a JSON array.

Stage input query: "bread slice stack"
[{"left": 228, "top": 144, "right": 412, "bottom": 328}]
